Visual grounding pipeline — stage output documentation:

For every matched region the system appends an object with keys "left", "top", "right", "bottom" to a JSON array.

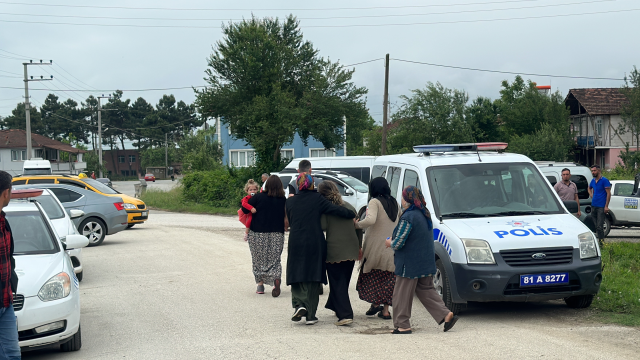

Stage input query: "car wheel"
[
  {"left": 435, "top": 259, "right": 463, "bottom": 315},
  {"left": 127, "top": 224, "right": 135, "bottom": 229},
  {"left": 60, "top": 325, "right": 82, "bottom": 352},
  {"left": 564, "top": 294, "right": 594, "bottom": 309},
  {"left": 80, "top": 218, "right": 106, "bottom": 247},
  {"left": 76, "top": 271, "right": 83, "bottom": 282},
  {"left": 603, "top": 217, "right": 611, "bottom": 237}
]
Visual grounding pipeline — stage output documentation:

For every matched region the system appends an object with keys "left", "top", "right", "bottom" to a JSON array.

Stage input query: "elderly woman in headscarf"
[
  {"left": 385, "top": 186, "right": 459, "bottom": 334},
  {"left": 355, "top": 177, "right": 399, "bottom": 320},
  {"left": 285, "top": 174, "right": 356, "bottom": 325}
]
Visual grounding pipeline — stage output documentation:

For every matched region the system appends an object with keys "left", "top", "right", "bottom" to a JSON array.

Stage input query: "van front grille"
[{"left": 500, "top": 247, "right": 573, "bottom": 267}]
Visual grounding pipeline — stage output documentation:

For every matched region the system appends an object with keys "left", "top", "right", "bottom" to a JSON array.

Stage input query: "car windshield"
[
  {"left": 82, "top": 178, "right": 119, "bottom": 194},
  {"left": 341, "top": 177, "right": 368, "bottom": 193},
  {"left": 427, "top": 162, "right": 564, "bottom": 219},
  {"left": 35, "top": 195, "right": 65, "bottom": 220},
  {"left": 7, "top": 211, "right": 59, "bottom": 255},
  {"left": 23, "top": 169, "right": 52, "bottom": 175}
]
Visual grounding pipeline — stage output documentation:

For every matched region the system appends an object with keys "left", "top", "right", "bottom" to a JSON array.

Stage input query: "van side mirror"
[
  {"left": 344, "top": 189, "right": 354, "bottom": 196},
  {"left": 563, "top": 200, "right": 579, "bottom": 213}
]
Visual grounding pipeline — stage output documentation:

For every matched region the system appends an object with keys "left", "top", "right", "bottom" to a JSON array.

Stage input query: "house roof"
[
  {"left": 565, "top": 88, "right": 629, "bottom": 116},
  {"left": 0, "top": 129, "right": 87, "bottom": 153}
]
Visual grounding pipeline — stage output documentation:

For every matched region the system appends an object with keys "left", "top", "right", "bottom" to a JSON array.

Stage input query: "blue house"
[{"left": 206, "top": 118, "right": 345, "bottom": 167}]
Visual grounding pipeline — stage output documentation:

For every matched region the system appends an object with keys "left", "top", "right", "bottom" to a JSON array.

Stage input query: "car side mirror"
[
  {"left": 69, "top": 209, "right": 84, "bottom": 219},
  {"left": 64, "top": 234, "right": 89, "bottom": 250},
  {"left": 344, "top": 189, "right": 354, "bottom": 196},
  {"left": 563, "top": 200, "right": 579, "bottom": 213}
]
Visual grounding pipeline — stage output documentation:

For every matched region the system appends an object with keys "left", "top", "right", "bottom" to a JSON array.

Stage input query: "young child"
[{"left": 238, "top": 179, "right": 259, "bottom": 241}]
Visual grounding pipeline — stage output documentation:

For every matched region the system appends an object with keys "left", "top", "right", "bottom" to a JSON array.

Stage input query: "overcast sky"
[{"left": 1, "top": 0, "right": 638, "bottom": 126}]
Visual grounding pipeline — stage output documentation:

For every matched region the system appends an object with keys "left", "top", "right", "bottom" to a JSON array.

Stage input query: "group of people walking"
[{"left": 239, "top": 160, "right": 459, "bottom": 333}]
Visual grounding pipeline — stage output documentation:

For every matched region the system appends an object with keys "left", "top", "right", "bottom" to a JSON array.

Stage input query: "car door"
[{"left": 610, "top": 182, "right": 637, "bottom": 223}]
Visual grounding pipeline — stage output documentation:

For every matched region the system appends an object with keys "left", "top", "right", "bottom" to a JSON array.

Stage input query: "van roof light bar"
[{"left": 413, "top": 142, "right": 508, "bottom": 154}]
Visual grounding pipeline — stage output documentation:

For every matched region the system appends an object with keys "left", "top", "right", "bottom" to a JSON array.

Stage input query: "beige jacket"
[{"left": 356, "top": 198, "right": 399, "bottom": 273}]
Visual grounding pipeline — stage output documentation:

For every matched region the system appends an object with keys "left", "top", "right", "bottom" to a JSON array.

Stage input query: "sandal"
[
  {"left": 256, "top": 284, "right": 265, "bottom": 294},
  {"left": 378, "top": 312, "right": 391, "bottom": 320},
  {"left": 366, "top": 304, "right": 383, "bottom": 316},
  {"left": 272, "top": 279, "right": 281, "bottom": 298},
  {"left": 392, "top": 328, "right": 412, "bottom": 334}
]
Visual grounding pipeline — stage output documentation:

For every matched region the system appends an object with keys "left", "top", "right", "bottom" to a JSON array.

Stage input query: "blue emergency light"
[{"left": 413, "top": 142, "right": 508, "bottom": 154}]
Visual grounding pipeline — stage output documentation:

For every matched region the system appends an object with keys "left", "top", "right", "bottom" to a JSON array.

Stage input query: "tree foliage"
[
  {"left": 179, "top": 129, "right": 223, "bottom": 172},
  {"left": 619, "top": 66, "right": 640, "bottom": 150},
  {"left": 195, "top": 15, "right": 369, "bottom": 171}
]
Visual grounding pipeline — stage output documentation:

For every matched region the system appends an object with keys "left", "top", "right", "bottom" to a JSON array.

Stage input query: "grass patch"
[
  {"left": 141, "top": 187, "right": 238, "bottom": 216},
  {"left": 591, "top": 242, "right": 640, "bottom": 327}
]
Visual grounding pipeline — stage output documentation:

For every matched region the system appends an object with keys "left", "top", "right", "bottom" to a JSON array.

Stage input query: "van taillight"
[{"left": 114, "top": 202, "right": 125, "bottom": 211}]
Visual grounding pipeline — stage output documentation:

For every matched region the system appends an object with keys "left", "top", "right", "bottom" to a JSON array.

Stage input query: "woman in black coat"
[{"left": 285, "top": 174, "right": 356, "bottom": 325}]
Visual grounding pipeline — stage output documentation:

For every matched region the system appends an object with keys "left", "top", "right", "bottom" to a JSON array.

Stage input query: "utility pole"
[
  {"left": 165, "top": 133, "right": 168, "bottom": 178},
  {"left": 97, "top": 94, "right": 111, "bottom": 178},
  {"left": 23, "top": 60, "right": 53, "bottom": 160},
  {"left": 343, "top": 115, "right": 347, "bottom": 157},
  {"left": 381, "top": 54, "right": 389, "bottom": 155}
]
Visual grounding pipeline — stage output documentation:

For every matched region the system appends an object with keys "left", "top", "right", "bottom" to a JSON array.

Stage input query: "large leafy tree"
[
  {"left": 196, "top": 15, "right": 368, "bottom": 170},
  {"left": 465, "top": 96, "right": 501, "bottom": 142},
  {"left": 619, "top": 66, "right": 640, "bottom": 150}
]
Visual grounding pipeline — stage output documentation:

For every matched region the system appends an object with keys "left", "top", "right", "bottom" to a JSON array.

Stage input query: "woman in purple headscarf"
[{"left": 385, "top": 185, "right": 459, "bottom": 334}]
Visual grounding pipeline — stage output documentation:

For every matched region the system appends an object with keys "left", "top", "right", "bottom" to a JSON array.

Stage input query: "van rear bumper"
[{"left": 452, "top": 251, "right": 601, "bottom": 302}]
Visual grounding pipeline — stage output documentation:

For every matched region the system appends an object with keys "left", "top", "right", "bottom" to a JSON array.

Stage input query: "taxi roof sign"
[
  {"left": 10, "top": 189, "right": 43, "bottom": 199},
  {"left": 413, "top": 142, "right": 508, "bottom": 154}
]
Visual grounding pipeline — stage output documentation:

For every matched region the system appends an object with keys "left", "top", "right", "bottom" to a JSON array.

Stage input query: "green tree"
[
  {"left": 509, "top": 123, "right": 572, "bottom": 161},
  {"left": 195, "top": 15, "right": 368, "bottom": 171},
  {"left": 178, "top": 129, "right": 223, "bottom": 172},
  {"left": 466, "top": 96, "right": 501, "bottom": 142},
  {"left": 619, "top": 66, "right": 640, "bottom": 150},
  {"left": 1, "top": 102, "right": 45, "bottom": 133}
]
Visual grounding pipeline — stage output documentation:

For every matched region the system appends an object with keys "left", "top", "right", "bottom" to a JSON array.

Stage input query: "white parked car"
[
  {"left": 16, "top": 188, "right": 86, "bottom": 281},
  {"left": 7, "top": 189, "right": 88, "bottom": 352},
  {"left": 600, "top": 180, "right": 640, "bottom": 235}
]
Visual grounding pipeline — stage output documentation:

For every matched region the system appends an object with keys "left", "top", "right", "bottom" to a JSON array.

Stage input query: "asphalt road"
[
  {"left": 111, "top": 179, "right": 179, "bottom": 197},
  {"left": 20, "top": 210, "right": 640, "bottom": 359}
]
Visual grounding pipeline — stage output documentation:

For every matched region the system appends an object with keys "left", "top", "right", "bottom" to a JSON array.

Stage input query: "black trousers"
[
  {"left": 325, "top": 260, "right": 355, "bottom": 320},
  {"left": 591, "top": 206, "right": 606, "bottom": 240}
]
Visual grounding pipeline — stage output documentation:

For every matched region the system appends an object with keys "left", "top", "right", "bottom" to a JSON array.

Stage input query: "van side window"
[
  {"left": 613, "top": 183, "right": 634, "bottom": 197},
  {"left": 386, "top": 167, "right": 402, "bottom": 197},
  {"left": 546, "top": 176, "right": 557, "bottom": 186},
  {"left": 371, "top": 165, "right": 387, "bottom": 180},
  {"left": 570, "top": 175, "right": 590, "bottom": 200},
  {"left": 402, "top": 169, "right": 420, "bottom": 189}
]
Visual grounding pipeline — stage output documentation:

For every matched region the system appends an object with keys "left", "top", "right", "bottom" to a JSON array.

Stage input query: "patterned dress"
[{"left": 247, "top": 230, "right": 284, "bottom": 286}]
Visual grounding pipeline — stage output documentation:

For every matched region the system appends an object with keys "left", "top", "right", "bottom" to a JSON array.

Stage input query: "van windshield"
[
  {"left": 23, "top": 169, "right": 52, "bottom": 175},
  {"left": 427, "top": 162, "right": 564, "bottom": 219}
]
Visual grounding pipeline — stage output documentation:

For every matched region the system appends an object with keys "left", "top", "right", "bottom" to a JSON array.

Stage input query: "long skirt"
[
  {"left": 325, "top": 261, "right": 355, "bottom": 320},
  {"left": 247, "top": 230, "right": 284, "bottom": 286},
  {"left": 356, "top": 267, "right": 396, "bottom": 306}
]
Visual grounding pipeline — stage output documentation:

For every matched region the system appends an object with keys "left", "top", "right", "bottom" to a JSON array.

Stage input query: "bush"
[{"left": 181, "top": 166, "right": 264, "bottom": 208}]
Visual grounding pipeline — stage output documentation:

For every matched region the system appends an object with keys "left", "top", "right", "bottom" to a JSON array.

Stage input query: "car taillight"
[{"left": 114, "top": 202, "right": 125, "bottom": 211}]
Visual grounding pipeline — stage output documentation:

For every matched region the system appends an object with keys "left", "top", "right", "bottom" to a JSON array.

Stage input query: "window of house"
[
  {"left": 34, "top": 149, "right": 44, "bottom": 158},
  {"left": 310, "top": 148, "right": 335, "bottom": 157},
  {"left": 131, "top": 170, "right": 137, "bottom": 176},
  {"left": 595, "top": 116, "right": 603, "bottom": 137},
  {"left": 230, "top": 150, "right": 255, "bottom": 167},
  {"left": 281, "top": 149, "right": 294, "bottom": 160},
  {"left": 118, "top": 156, "right": 125, "bottom": 163},
  {"left": 121, "top": 170, "right": 130, "bottom": 176},
  {"left": 129, "top": 155, "right": 136, "bottom": 163},
  {"left": 11, "top": 150, "right": 27, "bottom": 161},
  {"left": 45, "top": 148, "right": 58, "bottom": 161}
]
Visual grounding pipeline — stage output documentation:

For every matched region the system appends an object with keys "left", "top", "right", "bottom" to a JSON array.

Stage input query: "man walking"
[
  {"left": 261, "top": 173, "right": 269, "bottom": 183},
  {"left": 553, "top": 168, "right": 581, "bottom": 218},
  {"left": 588, "top": 165, "right": 611, "bottom": 247},
  {"left": 0, "top": 171, "right": 20, "bottom": 359}
]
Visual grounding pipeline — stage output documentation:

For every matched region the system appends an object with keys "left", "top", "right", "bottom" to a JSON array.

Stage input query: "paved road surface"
[
  {"left": 22, "top": 211, "right": 639, "bottom": 359},
  {"left": 111, "top": 180, "right": 179, "bottom": 198}
]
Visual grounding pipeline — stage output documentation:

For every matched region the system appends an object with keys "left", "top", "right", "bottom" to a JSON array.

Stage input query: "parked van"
[
  {"left": 373, "top": 143, "right": 602, "bottom": 313},
  {"left": 22, "top": 158, "right": 52, "bottom": 175},
  {"left": 282, "top": 156, "right": 376, "bottom": 183}
]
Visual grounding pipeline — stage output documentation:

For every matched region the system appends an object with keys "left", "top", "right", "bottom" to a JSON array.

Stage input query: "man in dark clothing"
[
  {"left": 286, "top": 173, "right": 355, "bottom": 325},
  {"left": 0, "top": 171, "right": 20, "bottom": 359},
  {"left": 588, "top": 165, "right": 611, "bottom": 246}
]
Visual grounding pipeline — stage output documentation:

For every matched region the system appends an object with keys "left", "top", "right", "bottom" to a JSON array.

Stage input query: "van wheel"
[
  {"left": 564, "top": 294, "right": 594, "bottom": 309},
  {"left": 60, "top": 325, "right": 82, "bottom": 352},
  {"left": 603, "top": 217, "right": 611, "bottom": 237},
  {"left": 80, "top": 218, "right": 106, "bottom": 246},
  {"left": 435, "top": 259, "right": 463, "bottom": 315}
]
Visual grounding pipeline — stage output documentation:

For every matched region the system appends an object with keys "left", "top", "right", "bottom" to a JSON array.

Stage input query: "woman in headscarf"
[
  {"left": 318, "top": 181, "right": 363, "bottom": 326},
  {"left": 355, "top": 177, "right": 399, "bottom": 320},
  {"left": 285, "top": 174, "right": 356, "bottom": 325},
  {"left": 385, "top": 186, "right": 459, "bottom": 334}
]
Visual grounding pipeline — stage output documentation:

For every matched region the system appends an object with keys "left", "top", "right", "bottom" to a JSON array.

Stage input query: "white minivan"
[
  {"left": 283, "top": 156, "right": 376, "bottom": 183},
  {"left": 373, "top": 143, "right": 602, "bottom": 313}
]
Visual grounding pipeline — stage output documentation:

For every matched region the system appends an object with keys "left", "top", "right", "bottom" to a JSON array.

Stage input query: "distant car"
[
  {"left": 7, "top": 189, "right": 88, "bottom": 352},
  {"left": 95, "top": 178, "right": 112, "bottom": 188},
  {"left": 144, "top": 173, "right": 156, "bottom": 182},
  {"left": 13, "top": 187, "right": 87, "bottom": 281},
  {"left": 14, "top": 184, "right": 129, "bottom": 246}
]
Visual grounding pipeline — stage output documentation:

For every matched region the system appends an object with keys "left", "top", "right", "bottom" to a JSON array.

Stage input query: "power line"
[
  {"left": 0, "top": 69, "right": 21, "bottom": 76},
  {"left": 0, "top": 85, "right": 204, "bottom": 92},
  {"left": 0, "top": 0, "right": 553, "bottom": 12},
  {"left": 392, "top": 58, "right": 625, "bottom": 80},
  {"left": 1, "top": 8, "right": 636, "bottom": 29},
  {"left": 0, "top": 0, "right": 615, "bottom": 21},
  {"left": 344, "top": 58, "right": 384, "bottom": 67}
]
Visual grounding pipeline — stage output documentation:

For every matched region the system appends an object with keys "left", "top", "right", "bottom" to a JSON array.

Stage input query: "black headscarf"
[{"left": 369, "top": 177, "right": 399, "bottom": 222}]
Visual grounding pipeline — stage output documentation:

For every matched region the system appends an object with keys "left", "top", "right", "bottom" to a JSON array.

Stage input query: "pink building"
[{"left": 565, "top": 88, "right": 630, "bottom": 169}]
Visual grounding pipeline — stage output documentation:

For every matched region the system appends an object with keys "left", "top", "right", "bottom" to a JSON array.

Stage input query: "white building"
[{"left": 0, "top": 129, "right": 87, "bottom": 176}]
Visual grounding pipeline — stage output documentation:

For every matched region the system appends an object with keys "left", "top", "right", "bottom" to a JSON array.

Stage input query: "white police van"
[{"left": 373, "top": 143, "right": 602, "bottom": 313}]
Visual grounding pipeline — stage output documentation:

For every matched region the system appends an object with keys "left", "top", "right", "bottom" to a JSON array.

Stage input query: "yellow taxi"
[{"left": 12, "top": 174, "right": 148, "bottom": 227}]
